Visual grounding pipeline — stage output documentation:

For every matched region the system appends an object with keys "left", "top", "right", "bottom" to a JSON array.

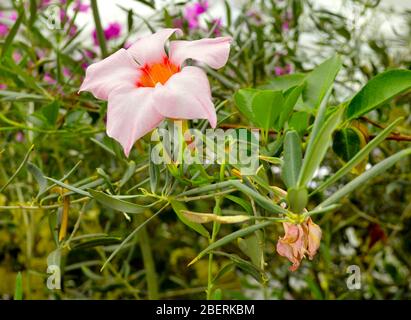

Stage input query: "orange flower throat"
[{"left": 136, "top": 57, "right": 180, "bottom": 88}]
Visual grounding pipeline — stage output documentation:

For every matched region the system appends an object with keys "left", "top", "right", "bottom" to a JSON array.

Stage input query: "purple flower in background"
[
  {"left": 282, "top": 20, "right": 289, "bottom": 32},
  {"left": 275, "top": 64, "right": 293, "bottom": 76},
  {"left": 0, "top": 84, "right": 7, "bottom": 90},
  {"left": 63, "top": 67, "right": 71, "bottom": 78},
  {"left": 15, "top": 131, "right": 25, "bottom": 143},
  {"left": 275, "top": 66, "right": 285, "bottom": 76},
  {"left": 0, "top": 12, "right": 9, "bottom": 37},
  {"left": 184, "top": 1, "right": 208, "bottom": 30},
  {"left": 13, "top": 51, "right": 22, "bottom": 63},
  {"left": 10, "top": 11, "right": 17, "bottom": 21},
  {"left": 74, "top": 0, "right": 90, "bottom": 13},
  {"left": 211, "top": 18, "right": 222, "bottom": 36},
  {"left": 193, "top": 1, "right": 208, "bottom": 14},
  {"left": 172, "top": 18, "right": 183, "bottom": 29},
  {"left": 93, "top": 22, "right": 122, "bottom": 45},
  {"left": 105, "top": 22, "right": 121, "bottom": 39},
  {"left": 44, "top": 73, "right": 57, "bottom": 85},
  {"left": 0, "top": 24, "right": 8, "bottom": 37}
]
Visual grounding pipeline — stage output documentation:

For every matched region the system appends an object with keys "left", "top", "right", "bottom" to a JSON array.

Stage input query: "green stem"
[
  {"left": 137, "top": 215, "right": 159, "bottom": 300},
  {"left": 207, "top": 196, "right": 223, "bottom": 300},
  {"left": 90, "top": 0, "right": 108, "bottom": 58}
]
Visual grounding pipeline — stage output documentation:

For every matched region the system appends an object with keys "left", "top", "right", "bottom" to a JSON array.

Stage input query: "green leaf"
[
  {"left": 317, "top": 148, "right": 411, "bottom": 208},
  {"left": 1, "top": 9, "right": 24, "bottom": 58},
  {"left": 234, "top": 89, "right": 284, "bottom": 130},
  {"left": 253, "top": 90, "right": 284, "bottom": 131},
  {"left": 261, "top": 73, "right": 306, "bottom": 91},
  {"left": 238, "top": 234, "right": 263, "bottom": 268},
  {"left": 214, "top": 252, "right": 266, "bottom": 283},
  {"left": 14, "top": 272, "right": 23, "bottom": 300},
  {"left": 188, "top": 221, "right": 273, "bottom": 266},
  {"left": 288, "top": 111, "right": 311, "bottom": 135},
  {"left": 170, "top": 200, "right": 210, "bottom": 238},
  {"left": 89, "top": 189, "right": 145, "bottom": 214},
  {"left": 346, "top": 69, "right": 411, "bottom": 120},
  {"left": 278, "top": 84, "right": 305, "bottom": 129},
  {"left": 41, "top": 100, "right": 60, "bottom": 126},
  {"left": 303, "top": 55, "right": 342, "bottom": 109},
  {"left": 225, "top": 195, "right": 253, "bottom": 215},
  {"left": 298, "top": 105, "right": 345, "bottom": 187},
  {"left": 314, "top": 117, "right": 404, "bottom": 194},
  {"left": 332, "top": 128, "right": 362, "bottom": 162},
  {"left": 27, "top": 162, "right": 48, "bottom": 198},
  {"left": 71, "top": 236, "right": 122, "bottom": 250},
  {"left": 234, "top": 88, "right": 260, "bottom": 122},
  {"left": 282, "top": 130, "right": 302, "bottom": 188}
]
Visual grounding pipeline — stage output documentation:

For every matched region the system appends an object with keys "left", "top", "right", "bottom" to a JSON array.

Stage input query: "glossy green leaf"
[
  {"left": 346, "top": 69, "right": 411, "bottom": 120},
  {"left": 303, "top": 54, "right": 342, "bottom": 109},
  {"left": 298, "top": 105, "right": 345, "bottom": 187},
  {"left": 282, "top": 130, "right": 302, "bottom": 188},
  {"left": 332, "top": 128, "right": 362, "bottom": 162},
  {"left": 261, "top": 73, "right": 306, "bottom": 91}
]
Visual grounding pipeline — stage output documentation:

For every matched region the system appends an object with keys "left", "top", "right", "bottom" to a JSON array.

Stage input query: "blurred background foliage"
[{"left": 0, "top": 0, "right": 410, "bottom": 299}]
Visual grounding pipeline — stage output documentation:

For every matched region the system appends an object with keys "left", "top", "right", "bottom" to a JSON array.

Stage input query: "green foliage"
[{"left": 1, "top": 0, "right": 411, "bottom": 301}]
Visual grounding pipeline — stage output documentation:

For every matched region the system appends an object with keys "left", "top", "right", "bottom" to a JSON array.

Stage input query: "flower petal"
[
  {"left": 306, "top": 217, "right": 322, "bottom": 259},
  {"left": 79, "top": 49, "right": 138, "bottom": 100},
  {"left": 169, "top": 36, "right": 232, "bottom": 69},
  {"left": 106, "top": 85, "right": 164, "bottom": 156},
  {"left": 152, "top": 66, "right": 217, "bottom": 127},
  {"left": 127, "top": 28, "right": 182, "bottom": 65}
]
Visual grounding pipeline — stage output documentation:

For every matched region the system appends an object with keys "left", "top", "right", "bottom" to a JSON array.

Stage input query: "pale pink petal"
[
  {"left": 127, "top": 28, "right": 182, "bottom": 65},
  {"left": 306, "top": 217, "right": 322, "bottom": 259},
  {"left": 152, "top": 66, "right": 217, "bottom": 127},
  {"left": 79, "top": 49, "right": 138, "bottom": 100},
  {"left": 106, "top": 85, "right": 164, "bottom": 156},
  {"left": 169, "top": 37, "right": 232, "bottom": 69}
]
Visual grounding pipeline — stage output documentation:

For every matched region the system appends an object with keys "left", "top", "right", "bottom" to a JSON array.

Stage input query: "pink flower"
[
  {"left": 93, "top": 22, "right": 122, "bottom": 45},
  {"left": 211, "top": 18, "right": 222, "bottom": 36},
  {"left": 74, "top": 0, "right": 90, "bottom": 13},
  {"left": 0, "top": 84, "right": 7, "bottom": 90},
  {"left": 15, "top": 131, "right": 24, "bottom": 142},
  {"left": 79, "top": 28, "right": 231, "bottom": 156},
  {"left": 276, "top": 217, "right": 322, "bottom": 271},
  {"left": 10, "top": 12, "right": 17, "bottom": 21},
  {"left": 184, "top": 1, "right": 208, "bottom": 30},
  {"left": 0, "top": 24, "right": 8, "bottom": 37},
  {"left": 282, "top": 20, "right": 289, "bottom": 32},
  {"left": 13, "top": 52, "right": 22, "bottom": 63},
  {"left": 44, "top": 73, "right": 56, "bottom": 85},
  {"left": 63, "top": 67, "right": 71, "bottom": 78},
  {"left": 275, "top": 66, "right": 285, "bottom": 76}
]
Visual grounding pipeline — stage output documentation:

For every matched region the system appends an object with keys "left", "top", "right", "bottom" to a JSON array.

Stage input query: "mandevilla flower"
[
  {"left": 79, "top": 28, "right": 231, "bottom": 156},
  {"left": 276, "top": 217, "right": 322, "bottom": 271}
]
